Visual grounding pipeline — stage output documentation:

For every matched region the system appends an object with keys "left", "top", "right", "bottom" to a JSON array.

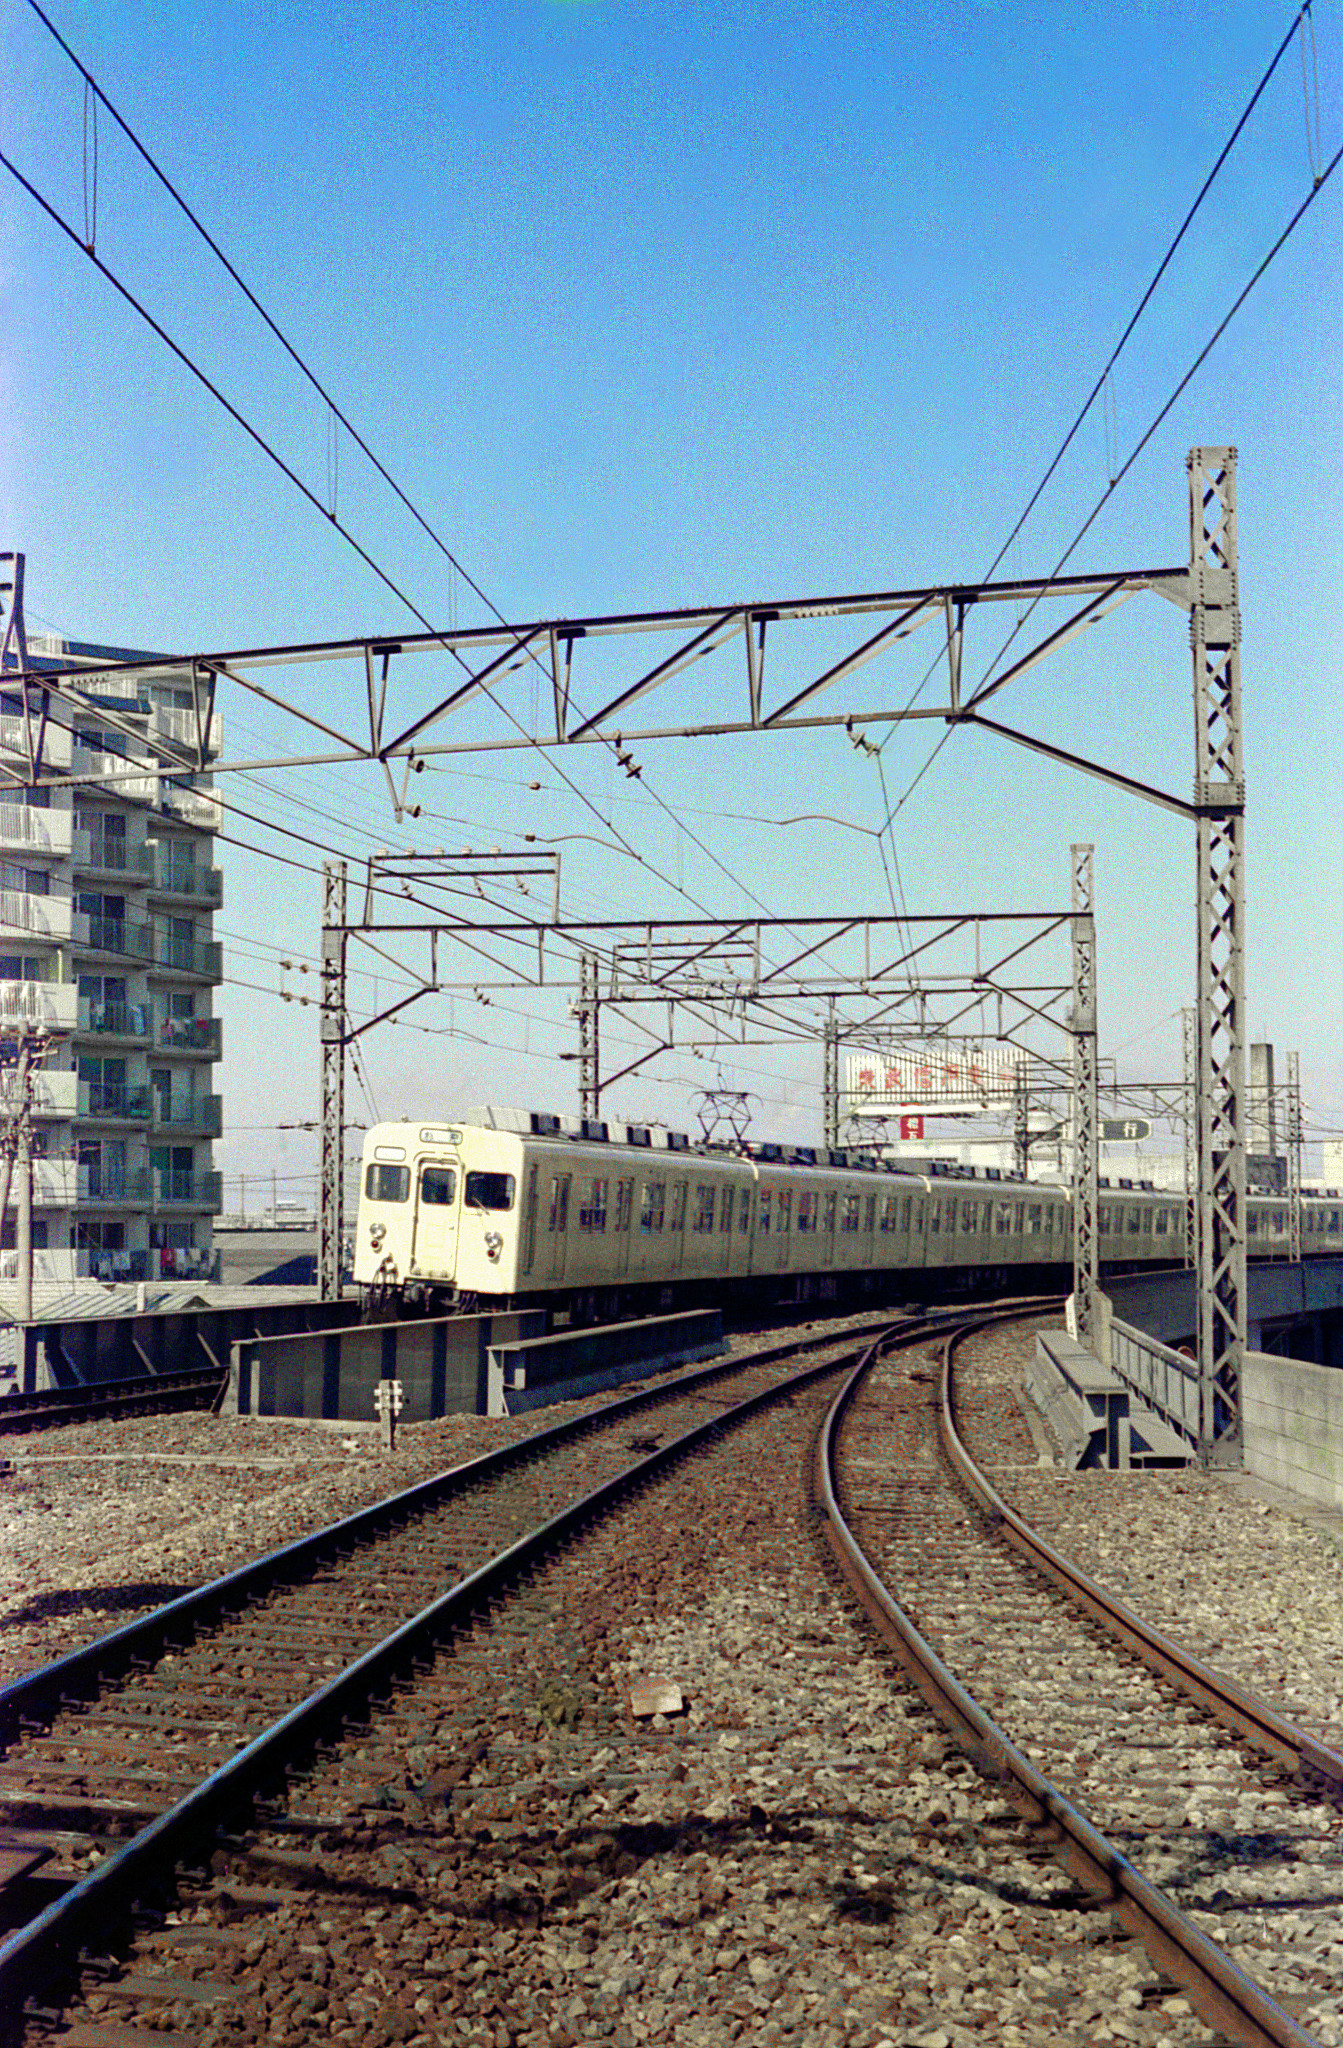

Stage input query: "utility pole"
[
  {"left": 823, "top": 1008, "right": 840, "bottom": 1148},
  {"left": 1, "top": 1028, "right": 45, "bottom": 1321}
]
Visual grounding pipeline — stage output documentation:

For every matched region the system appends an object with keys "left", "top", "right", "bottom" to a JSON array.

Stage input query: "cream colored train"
[{"left": 353, "top": 1104, "right": 1328, "bottom": 1320}]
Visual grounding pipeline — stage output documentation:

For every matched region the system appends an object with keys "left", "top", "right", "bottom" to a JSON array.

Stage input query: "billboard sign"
[{"left": 844, "top": 1044, "right": 1025, "bottom": 1121}]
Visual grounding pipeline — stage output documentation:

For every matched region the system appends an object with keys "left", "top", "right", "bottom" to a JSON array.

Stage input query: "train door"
[
  {"left": 412, "top": 1160, "right": 459, "bottom": 1279},
  {"left": 547, "top": 1173, "right": 571, "bottom": 1280}
]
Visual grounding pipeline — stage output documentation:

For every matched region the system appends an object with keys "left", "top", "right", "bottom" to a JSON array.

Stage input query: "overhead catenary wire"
[{"left": 874, "top": 3, "right": 1334, "bottom": 830}]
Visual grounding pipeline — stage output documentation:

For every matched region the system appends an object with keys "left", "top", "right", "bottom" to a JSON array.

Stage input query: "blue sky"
[{"left": 3, "top": 0, "right": 1340, "bottom": 1197}]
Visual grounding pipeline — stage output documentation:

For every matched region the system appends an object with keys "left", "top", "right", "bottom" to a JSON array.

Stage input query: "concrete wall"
[{"left": 1243, "top": 1350, "right": 1343, "bottom": 1511}]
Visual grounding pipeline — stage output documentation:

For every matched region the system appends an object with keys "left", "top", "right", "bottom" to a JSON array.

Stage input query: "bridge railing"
[{"left": 1108, "top": 1316, "right": 1199, "bottom": 1451}]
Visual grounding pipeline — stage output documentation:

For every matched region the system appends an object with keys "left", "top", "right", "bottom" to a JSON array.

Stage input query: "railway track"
[
  {"left": 823, "top": 1310, "right": 1343, "bottom": 2048},
  {"left": 0, "top": 1307, "right": 929, "bottom": 2036},
  {"left": 0, "top": 1367, "right": 229, "bottom": 1436}
]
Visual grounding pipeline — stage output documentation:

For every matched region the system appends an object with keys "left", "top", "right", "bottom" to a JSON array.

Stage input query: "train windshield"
[
  {"left": 466, "top": 1170, "right": 516, "bottom": 1211},
  {"left": 365, "top": 1163, "right": 410, "bottom": 1202}
]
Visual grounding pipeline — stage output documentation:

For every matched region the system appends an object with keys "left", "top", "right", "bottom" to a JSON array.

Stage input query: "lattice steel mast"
[{"left": 1189, "top": 448, "right": 1246, "bottom": 1466}]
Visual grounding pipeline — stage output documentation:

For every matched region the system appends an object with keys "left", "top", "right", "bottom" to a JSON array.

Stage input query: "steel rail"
[
  {"left": 0, "top": 1306, "right": 930, "bottom": 1737},
  {"left": 937, "top": 1327, "right": 1343, "bottom": 1787},
  {"left": 814, "top": 1310, "right": 1321, "bottom": 2048},
  {"left": 0, "top": 1316, "right": 916, "bottom": 2022},
  {"left": 0, "top": 1365, "right": 228, "bottom": 1436}
]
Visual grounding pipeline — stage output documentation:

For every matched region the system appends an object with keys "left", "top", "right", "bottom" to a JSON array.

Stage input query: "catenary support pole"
[
  {"left": 319, "top": 860, "right": 348, "bottom": 1301},
  {"left": 1182, "top": 1006, "right": 1198, "bottom": 1271},
  {"left": 823, "top": 1009, "right": 839, "bottom": 1149},
  {"left": 575, "top": 951, "right": 599, "bottom": 1119},
  {"left": 1069, "top": 845, "right": 1099, "bottom": 1346},
  {"left": 1189, "top": 447, "right": 1246, "bottom": 1466}
]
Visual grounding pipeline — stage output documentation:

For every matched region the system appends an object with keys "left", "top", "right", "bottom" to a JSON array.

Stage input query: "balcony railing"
[
  {"left": 155, "top": 1170, "right": 223, "bottom": 1209},
  {"left": 77, "top": 999, "right": 151, "bottom": 1041},
  {"left": 0, "top": 1247, "right": 90, "bottom": 1285},
  {"left": 0, "top": 980, "right": 78, "bottom": 1030},
  {"left": 78, "top": 1082, "right": 153, "bottom": 1122},
  {"left": 72, "top": 912, "right": 154, "bottom": 961},
  {"left": 160, "top": 784, "right": 222, "bottom": 832},
  {"left": 71, "top": 741, "right": 159, "bottom": 806},
  {"left": 31, "top": 1160, "right": 79, "bottom": 1205},
  {"left": 148, "top": 706, "right": 224, "bottom": 759},
  {"left": 71, "top": 829, "right": 154, "bottom": 881},
  {"left": 0, "top": 890, "right": 73, "bottom": 940},
  {"left": 152, "top": 1093, "right": 222, "bottom": 1138},
  {"left": 0, "top": 806, "right": 72, "bottom": 857},
  {"left": 151, "top": 1012, "right": 221, "bottom": 1057},
  {"left": 0, "top": 719, "right": 72, "bottom": 770},
  {"left": 77, "top": 1166, "right": 154, "bottom": 1204},
  {"left": 0, "top": 1069, "right": 79, "bottom": 1117},
  {"left": 151, "top": 931, "right": 222, "bottom": 979},
  {"left": 148, "top": 854, "right": 223, "bottom": 905}
]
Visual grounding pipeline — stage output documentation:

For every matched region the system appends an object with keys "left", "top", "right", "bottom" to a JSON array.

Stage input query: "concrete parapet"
[
  {"left": 1243, "top": 1351, "right": 1343, "bottom": 1510},
  {"left": 229, "top": 1309, "right": 545, "bottom": 1422},
  {"left": 487, "top": 1309, "right": 725, "bottom": 1416},
  {"left": 1030, "top": 1330, "right": 1190, "bottom": 1470}
]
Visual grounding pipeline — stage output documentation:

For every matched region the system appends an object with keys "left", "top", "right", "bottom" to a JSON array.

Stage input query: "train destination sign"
[{"left": 1101, "top": 1118, "right": 1152, "bottom": 1141}]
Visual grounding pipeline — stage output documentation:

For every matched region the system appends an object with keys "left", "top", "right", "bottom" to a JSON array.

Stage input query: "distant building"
[{"left": 0, "top": 557, "right": 223, "bottom": 1287}]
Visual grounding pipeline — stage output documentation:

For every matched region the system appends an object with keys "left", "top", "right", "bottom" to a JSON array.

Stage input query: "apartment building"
[{"left": 0, "top": 595, "right": 223, "bottom": 1288}]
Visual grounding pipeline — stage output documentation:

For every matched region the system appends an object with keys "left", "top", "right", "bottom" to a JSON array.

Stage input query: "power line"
[{"left": 875, "top": 6, "right": 1335, "bottom": 828}]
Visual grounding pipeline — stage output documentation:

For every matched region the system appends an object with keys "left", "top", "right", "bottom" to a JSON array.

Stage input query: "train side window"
[
  {"left": 365, "top": 1163, "right": 410, "bottom": 1203},
  {"left": 640, "top": 1182, "right": 665, "bottom": 1232},
  {"left": 961, "top": 1201, "right": 977, "bottom": 1235},
  {"left": 1098, "top": 1205, "right": 1110, "bottom": 1232},
  {"left": 901, "top": 1196, "right": 912, "bottom": 1232},
  {"left": 1045, "top": 1204, "right": 1055, "bottom": 1234},
  {"left": 930, "top": 1199, "right": 941, "bottom": 1235},
  {"left": 720, "top": 1186, "right": 735, "bottom": 1233},
  {"left": 465, "top": 1171, "right": 515, "bottom": 1211},
  {"left": 1014, "top": 1202, "right": 1024, "bottom": 1233},
  {"left": 615, "top": 1178, "right": 633, "bottom": 1231},
  {"left": 913, "top": 1200, "right": 924, "bottom": 1234},
  {"left": 1331, "top": 1208, "right": 1340, "bottom": 1232},
  {"left": 758, "top": 1190, "right": 772, "bottom": 1234},
  {"left": 738, "top": 1190, "right": 752, "bottom": 1232},
  {"left": 547, "top": 1176, "right": 569, "bottom": 1234},
  {"left": 670, "top": 1182, "right": 687, "bottom": 1232},
  {"left": 798, "top": 1191, "right": 817, "bottom": 1233},
  {"left": 1274, "top": 1208, "right": 1286, "bottom": 1234},
  {"left": 994, "top": 1200, "right": 1011, "bottom": 1236},
  {"left": 1155, "top": 1208, "right": 1168, "bottom": 1235},
  {"left": 693, "top": 1185, "right": 715, "bottom": 1233},
  {"left": 841, "top": 1193, "right": 860, "bottom": 1233},
  {"left": 778, "top": 1190, "right": 792, "bottom": 1234},
  {"left": 1127, "top": 1206, "right": 1141, "bottom": 1236},
  {"left": 1248, "top": 1211, "right": 1259, "bottom": 1236},
  {"left": 580, "top": 1178, "right": 608, "bottom": 1232},
  {"left": 880, "top": 1193, "right": 897, "bottom": 1234},
  {"left": 864, "top": 1194, "right": 876, "bottom": 1232},
  {"left": 824, "top": 1191, "right": 837, "bottom": 1234},
  {"left": 1026, "top": 1204, "right": 1041, "bottom": 1236}
]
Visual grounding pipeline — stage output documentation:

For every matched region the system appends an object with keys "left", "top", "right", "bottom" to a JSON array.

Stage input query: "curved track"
[
  {"left": 821, "top": 1309, "right": 1343, "bottom": 2048},
  {"left": 0, "top": 1309, "right": 921, "bottom": 2032}
]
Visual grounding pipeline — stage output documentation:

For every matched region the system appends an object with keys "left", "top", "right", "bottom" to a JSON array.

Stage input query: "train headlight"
[
  {"left": 369, "top": 1222, "right": 386, "bottom": 1249},
  {"left": 484, "top": 1229, "right": 503, "bottom": 1262}
]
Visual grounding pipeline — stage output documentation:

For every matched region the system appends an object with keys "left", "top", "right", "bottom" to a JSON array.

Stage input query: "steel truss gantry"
[
  {"left": 11, "top": 451, "right": 1246, "bottom": 1461},
  {"left": 320, "top": 882, "right": 1095, "bottom": 1311}
]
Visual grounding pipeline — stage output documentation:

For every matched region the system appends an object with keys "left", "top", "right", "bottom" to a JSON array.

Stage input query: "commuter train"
[{"left": 354, "top": 1105, "right": 1340, "bottom": 1322}]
